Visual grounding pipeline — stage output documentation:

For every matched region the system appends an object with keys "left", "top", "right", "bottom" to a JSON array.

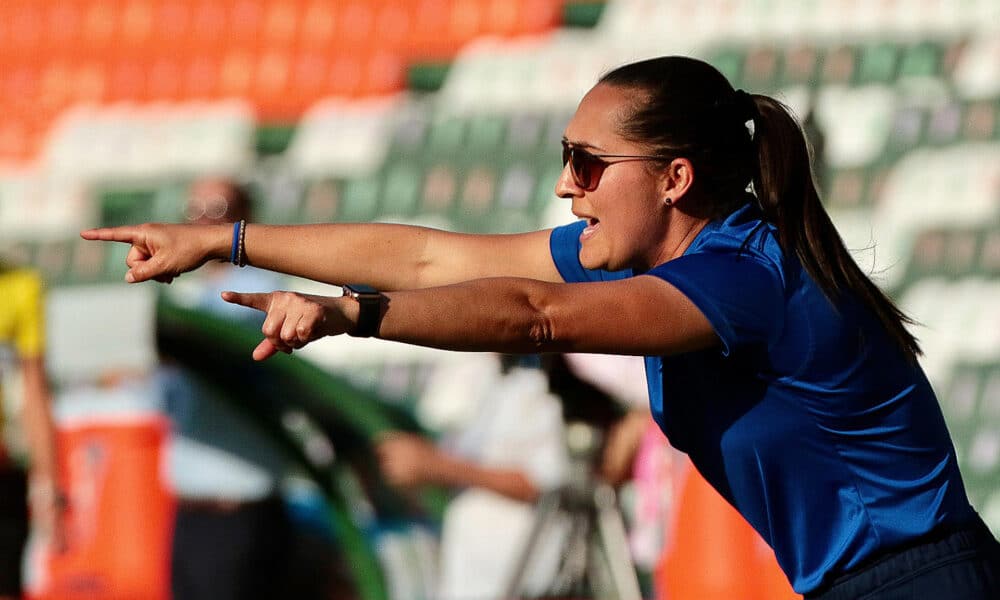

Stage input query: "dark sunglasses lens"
[
  {"left": 561, "top": 144, "right": 599, "bottom": 188},
  {"left": 573, "top": 149, "right": 596, "bottom": 188}
]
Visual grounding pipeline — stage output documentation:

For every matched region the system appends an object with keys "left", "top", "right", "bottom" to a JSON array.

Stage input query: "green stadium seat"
[
  {"left": 426, "top": 117, "right": 467, "bottom": 157},
  {"left": 465, "top": 115, "right": 507, "bottom": 152},
  {"left": 705, "top": 47, "right": 746, "bottom": 89},
  {"left": 897, "top": 41, "right": 943, "bottom": 80},
  {"left": 856, "top": 42, "right": 900, "bottom": 85},
  {"left": 337, "top": 176, "right": 381, "bottom": 223},
  {"left": 380, "top": 162, "right": 423, "bottom": 217}
]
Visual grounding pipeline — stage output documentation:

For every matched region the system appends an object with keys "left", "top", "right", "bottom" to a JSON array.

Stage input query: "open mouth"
[{"left": 580, "top": 217, "right": 601, "bottom": 240}]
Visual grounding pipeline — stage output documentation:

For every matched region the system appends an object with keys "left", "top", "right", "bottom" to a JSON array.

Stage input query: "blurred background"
[{"left": 0, "top": 1, "right": 998, "bottom": 599}]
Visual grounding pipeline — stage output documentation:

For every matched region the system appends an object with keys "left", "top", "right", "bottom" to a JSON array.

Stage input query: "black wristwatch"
[{"left": 342, "top": 284, "right": 385, "bottom": 338}]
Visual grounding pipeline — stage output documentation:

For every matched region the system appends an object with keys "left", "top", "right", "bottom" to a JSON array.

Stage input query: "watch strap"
[{"left": 343, "top": 284, "right": 384, "bottom": 338}]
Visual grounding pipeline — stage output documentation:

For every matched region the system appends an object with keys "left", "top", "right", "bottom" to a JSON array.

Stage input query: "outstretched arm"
[
  {"left": 223, "top": 274, "right": 718, "bottom": 360},
  {"left": 80, "top": 222, "right": 562, "bottom": 290}
]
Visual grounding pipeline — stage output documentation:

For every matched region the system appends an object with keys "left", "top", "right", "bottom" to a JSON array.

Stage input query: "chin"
[{"left": 578, "top": 250, "right": 610, "bottom": 272}]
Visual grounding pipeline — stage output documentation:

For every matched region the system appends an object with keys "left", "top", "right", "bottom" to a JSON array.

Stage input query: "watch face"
[
  {"left": 344, "top": 283, "right": 382, "bottom": 300},
  {"left": 344, "top": 283, "right": 379, "bottom": 297}
]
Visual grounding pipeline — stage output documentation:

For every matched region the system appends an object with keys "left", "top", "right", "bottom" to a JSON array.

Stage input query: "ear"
[{"left": 660, "top": 158, "right": 694, "bottom": 204}]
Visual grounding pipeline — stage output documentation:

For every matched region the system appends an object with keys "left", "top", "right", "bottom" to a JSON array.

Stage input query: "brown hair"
[{"left": 600, "top": 56, "right": 921, "bottom": 359}]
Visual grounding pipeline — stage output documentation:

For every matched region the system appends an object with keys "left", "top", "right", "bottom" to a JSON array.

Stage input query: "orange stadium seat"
[{"left": 2, "top": 0, "right": 570, "bottom": 164}]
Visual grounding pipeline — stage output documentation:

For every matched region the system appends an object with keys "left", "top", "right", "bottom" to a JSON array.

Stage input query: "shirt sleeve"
[
  {"left": 646, "top": 252, "right": 784, "bottom": 356},
  {"left": 13, "top": 271, "right": 45, "bottom": 358},
  {"left": 549, "top": 222, "right": 632, "bottom": 283}
]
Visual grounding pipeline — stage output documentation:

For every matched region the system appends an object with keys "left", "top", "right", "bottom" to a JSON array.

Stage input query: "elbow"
[
  {"left": 527, "top": 313, "right": 556, "bottom": 350},
  {"left": 523, "top": 287, "right": 565, "bottom": 351}
]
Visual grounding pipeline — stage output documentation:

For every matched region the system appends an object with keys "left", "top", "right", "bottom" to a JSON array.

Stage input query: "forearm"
[
  {"left": 242, "top": 223, "right": 435, "bottom": 290},
  {"left": 372, "top": 275, "right": 717, "bottom": 356},
  {"left": 242, "top": 223, "right": 559, "bottom": 291},
  {"left": 376, "top": 278, "right": 563, "bottom": 353},
  {"left": 20, "top": 358, "right": 59, "bottom": 482},
  {"left": 428, "top": 453, "right": 538, "bottom": 503}
]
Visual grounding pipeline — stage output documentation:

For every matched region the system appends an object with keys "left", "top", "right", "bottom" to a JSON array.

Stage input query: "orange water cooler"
[{"left": 25, "top": 414, "right": 175, "bottom": 600}]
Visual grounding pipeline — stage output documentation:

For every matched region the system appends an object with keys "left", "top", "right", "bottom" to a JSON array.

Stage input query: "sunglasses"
[
  {"left": 561, "top": 141, "right": 664, "bottom": 190},
  {"left": 185, "top": 195, "right": 230, "bottom": 222}
]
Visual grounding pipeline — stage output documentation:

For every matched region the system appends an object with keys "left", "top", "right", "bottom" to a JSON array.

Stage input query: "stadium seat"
[
  {"left": 286, "top": 95, "right": 407, "bottom": 179},
  {"left": 953, "top": 33, "right": 1000, "bottom": 99},
  {"left": 815, "top": 85, "right": 897, "bottom": 168}
]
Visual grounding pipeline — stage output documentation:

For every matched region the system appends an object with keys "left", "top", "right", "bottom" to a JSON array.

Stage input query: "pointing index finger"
[
  {"left": 221, "top": 291, "right": 271, "bottom": 312},
  {"left": 80, "top": 226, "right": 143, "bottom": 243}
]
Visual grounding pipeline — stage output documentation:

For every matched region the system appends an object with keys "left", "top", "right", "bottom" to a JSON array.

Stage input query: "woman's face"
[{"left": 556, "top": 83, "right": 671, "bottom": 272}]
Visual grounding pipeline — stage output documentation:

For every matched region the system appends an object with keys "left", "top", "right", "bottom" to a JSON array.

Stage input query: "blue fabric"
[{"left": 549, "top": 205, "right": 977, "bottom": 594}]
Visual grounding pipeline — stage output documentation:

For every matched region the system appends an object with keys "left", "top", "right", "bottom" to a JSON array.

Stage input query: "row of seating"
[
  {"left": 1, "top": 0, "right": 563, "bottom": 59},
  {"left": 707, "top": 38, "right": 965, "bottom": 91},
  {"left": 598, "top": 0, "right": 1000, "bottom": 43},
  {"left": 0, "top": 0, "right": 570, "bottom": 165}
]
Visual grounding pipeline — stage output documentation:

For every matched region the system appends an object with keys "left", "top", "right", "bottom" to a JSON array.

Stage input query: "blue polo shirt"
[{"left": 549, "top": 204, "right": 975, "bottom": 593}]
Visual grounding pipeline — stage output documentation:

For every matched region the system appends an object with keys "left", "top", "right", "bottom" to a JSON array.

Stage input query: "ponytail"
[
  {"left": 601, "top": 56, "right": 921, "bottom": 360},
  {"left": 751, "top": 96, "right": 922, "bottom": 359}
]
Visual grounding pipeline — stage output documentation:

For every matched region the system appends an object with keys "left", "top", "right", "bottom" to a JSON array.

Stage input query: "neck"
[{"left": 648, "top": 213, "right": 709, "bottom": 269}]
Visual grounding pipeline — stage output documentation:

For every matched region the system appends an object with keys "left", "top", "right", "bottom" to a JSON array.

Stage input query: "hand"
[
  {"left": 80, "top": 223, "right": 225, "bottom": 284},
  {"left": 375, "top": 432, "right": 441, "bottom": 489},
  {"left": 28, "top": 478, "right": 69, "bottom": 553},
  {"left": 222, "top": 290, "right": 352, "bottom": 361},
  {"left": 600, "top": 410, "right": 651, "bottom": 486}
]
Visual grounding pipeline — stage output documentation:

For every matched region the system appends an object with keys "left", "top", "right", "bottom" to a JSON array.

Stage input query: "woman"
[{"left": 82, "top": 56, "right": 1000, "bottom": 598}]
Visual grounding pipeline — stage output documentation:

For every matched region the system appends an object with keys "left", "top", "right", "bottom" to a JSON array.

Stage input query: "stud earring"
[{"left": 663, "top": 197, "right": 673, "bottom": 206}]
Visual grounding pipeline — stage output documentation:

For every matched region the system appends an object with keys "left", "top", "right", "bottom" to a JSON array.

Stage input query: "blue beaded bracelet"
[{"left": 229, "top": 221, "right": 241, "bottom": 265}]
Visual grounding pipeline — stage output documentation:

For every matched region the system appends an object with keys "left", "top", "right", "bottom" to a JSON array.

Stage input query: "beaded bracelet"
[
  {"left": 230, "top": 219, "right": 248, "bottom": 267},
  {"left": 236, "top": 219, "right": 248, "bottom": 267}
]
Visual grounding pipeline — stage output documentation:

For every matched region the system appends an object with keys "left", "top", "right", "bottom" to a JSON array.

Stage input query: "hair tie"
[{"left": 732, "top": 89, "right": 759, "bottom": 141}]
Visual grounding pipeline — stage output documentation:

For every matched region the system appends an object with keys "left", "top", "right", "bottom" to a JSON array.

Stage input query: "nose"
[{"left": 554, "top": 162, "right": 580, "bottom": 199}]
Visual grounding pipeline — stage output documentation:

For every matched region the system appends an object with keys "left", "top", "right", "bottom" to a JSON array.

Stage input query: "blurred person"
[
  {"left": 0, "top": 260, "right": 66, "bottom": 600},
  {"left": 157, "top": 178, "right": 294, "bottom": 600},
  {"left": 376, "top": 353, "right": 565, "bottom": 599},
  {"left": 376, "top": 353, "right": 632, "bottom": 599},
  {"left": 84, "top": 55, "right": 1000, "bottom": 599}
]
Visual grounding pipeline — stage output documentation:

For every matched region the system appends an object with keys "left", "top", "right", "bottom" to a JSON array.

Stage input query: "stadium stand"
[{"left": 1, "top": 1, "right": 998, "bottom": 598}]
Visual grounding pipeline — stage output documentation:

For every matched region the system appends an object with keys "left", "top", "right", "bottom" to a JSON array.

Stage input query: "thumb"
[
  {"left": 221, "top": 291, "right": 271, "bottom": 312},
  {"left": 252, "top": 339, "right": 280, "bottom": 361}
]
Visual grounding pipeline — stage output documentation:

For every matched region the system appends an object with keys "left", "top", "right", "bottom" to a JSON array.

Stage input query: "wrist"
[
  {"left": 207, "top": 223, "right": 234, "bottom": 261},
  {"left": 29, "top": 478, "right": 67, "bottom": 507}
]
